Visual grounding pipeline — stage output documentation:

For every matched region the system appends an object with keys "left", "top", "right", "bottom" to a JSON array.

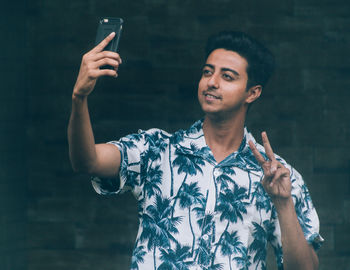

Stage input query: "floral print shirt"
[{"left": 92, "top": 120, "right": 323, "bottom": 270}]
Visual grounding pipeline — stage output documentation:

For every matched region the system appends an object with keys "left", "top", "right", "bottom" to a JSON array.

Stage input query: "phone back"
[{"left": 95, "top": 17, "right": 123, "bottom": 52}]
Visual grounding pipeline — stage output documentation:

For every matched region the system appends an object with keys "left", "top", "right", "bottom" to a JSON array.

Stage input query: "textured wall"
[
  {"left": 1, "top": 1, "right": 28, "bottom": 269},
  {"left": 1, "top": 0, "right": 350, "bottom": 269}
]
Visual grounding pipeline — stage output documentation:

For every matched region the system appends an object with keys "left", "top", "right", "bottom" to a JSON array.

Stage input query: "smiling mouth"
[{"left": 203, "top": 92, "right": 221, "bottom": 100}]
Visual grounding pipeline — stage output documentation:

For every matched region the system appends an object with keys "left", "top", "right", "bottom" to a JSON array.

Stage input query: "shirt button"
[
  {"left": 202, "top": 234, "right": 209, "bottom": 241},
  {"left": 213, "top": 170, "right": 220, "bottom": 177}
]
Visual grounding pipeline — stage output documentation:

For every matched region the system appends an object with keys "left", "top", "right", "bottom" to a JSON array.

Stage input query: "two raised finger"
[
  {"left": 248, "top": 132, "right": 275, "bottom": 164},
  {"left": 249, "top": 132, "right": 279, "bottom": 173},
  {"left": 261, "top": 132, "right": 282, "bottom": 174}
]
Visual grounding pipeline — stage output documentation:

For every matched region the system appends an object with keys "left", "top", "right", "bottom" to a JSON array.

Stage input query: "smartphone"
[
  {"left": 95, "top": 17, "right": 123, "bottom": 69},
  {"left": 95, "top": 17, "right": 123, "bottom": 52}
]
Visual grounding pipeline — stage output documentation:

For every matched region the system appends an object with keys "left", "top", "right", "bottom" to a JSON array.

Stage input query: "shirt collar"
[{"left": 173, "top": 119, "right": 262, "bottom": 172}]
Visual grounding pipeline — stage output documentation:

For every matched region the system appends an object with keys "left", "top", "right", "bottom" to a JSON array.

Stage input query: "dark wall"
[
  {"left": 1, "top": 0, "right": 350, "bottom": 269},
  {"left": 1, "top": 1, "right": 28, "bottom": 269}
]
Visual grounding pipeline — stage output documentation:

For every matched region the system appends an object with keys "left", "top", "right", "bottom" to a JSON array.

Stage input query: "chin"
[
  {"left": 203, "top": 106, "right": 245, "bottom": 122},
  {"left": 202, "top": 107, "right": 224, "bottom": 118},
  {"left": 200, "top": 104, "right": 219, "bottom": 115}
]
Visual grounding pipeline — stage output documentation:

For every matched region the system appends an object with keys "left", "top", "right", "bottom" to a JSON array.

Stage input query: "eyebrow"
[{"left": 203, "top": 64, "right": 240, "bottom": 77}]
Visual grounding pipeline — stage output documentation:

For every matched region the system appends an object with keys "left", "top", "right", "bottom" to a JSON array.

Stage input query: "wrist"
[
  {"left": 72, "top": 92, "right": 88, "bottom": 101},
  {"left": 272, "top": 196, "right": 294, "bottom": 213}
]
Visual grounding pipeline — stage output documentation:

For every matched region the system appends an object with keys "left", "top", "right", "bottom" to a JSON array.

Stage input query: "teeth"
[{"left": 205, "top": 94, "right": 217, "bottom": 98}]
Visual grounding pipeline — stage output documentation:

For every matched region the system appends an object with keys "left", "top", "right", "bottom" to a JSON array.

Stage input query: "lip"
[{"left": 203, "top": 91, "right": 221, "bottom": 100}]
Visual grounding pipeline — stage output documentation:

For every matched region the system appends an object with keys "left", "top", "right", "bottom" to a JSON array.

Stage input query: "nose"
[{"left": 207, "top": 73, "right": 219, "bottom": 89}]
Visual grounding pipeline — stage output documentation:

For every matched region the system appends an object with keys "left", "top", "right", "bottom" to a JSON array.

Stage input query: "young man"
[{"left": 68, "top": 31, "right": 323, "bottom": 270}]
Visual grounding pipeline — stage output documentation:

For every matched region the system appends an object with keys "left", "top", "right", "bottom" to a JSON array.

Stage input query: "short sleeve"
[
  {"left": 268, "top": 167, "right": 324, "bottom": 268},
  {"left": 291, "top": 168, "right": 324, "bottom": 250},
  {"left": 91, "top": 130, "right": 148, "bottom": 200}
]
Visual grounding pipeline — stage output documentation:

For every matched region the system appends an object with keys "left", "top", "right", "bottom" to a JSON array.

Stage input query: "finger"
[
  {"left": 248, "top": 140, "right": 266, "bottom": 166},
  {"left": 88, "top": 68, "right": 118, "bottom": 79},
  {"left": 269, "top": 168, "right": 284, "bottom": 187},
  {"left": 261, "top": 132, "right": 276, "bottom": 161},
  {"left": 91, "top": 32, "right": 116, "bottom": 53},
  {"left": 261, "top": 171, "right": 273, "bottom": 189},
  {"left": 98, "top": 68, "right": 118, "bottom": 78},
  {"left": 92, "top": 51, "right": 122, "bottom": 64},
  {"left": 270, "top": 159, "right": 279, "bottom": 175},
  {"left": 269, "top": 167, "right": 289, "bottom": 187},
  {"left": 94, "top": 58, "right": 120, "bottom": 69}
]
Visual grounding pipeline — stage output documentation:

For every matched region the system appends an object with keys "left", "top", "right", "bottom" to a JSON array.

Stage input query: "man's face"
[{"left": 198, "top": 48, "right": 251, "bottom": 117}]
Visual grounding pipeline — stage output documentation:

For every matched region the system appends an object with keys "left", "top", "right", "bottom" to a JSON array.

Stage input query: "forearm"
[
  {"left": 274, "top": 198, "right": 318, "bottom": 270},
  {"left": 68, "top": 93, "right": 98, "bottom": 173}
]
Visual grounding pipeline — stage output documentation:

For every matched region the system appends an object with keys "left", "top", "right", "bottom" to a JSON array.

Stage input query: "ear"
[{"left": 245, "top": 85, "right": 262, "bottom": 104}]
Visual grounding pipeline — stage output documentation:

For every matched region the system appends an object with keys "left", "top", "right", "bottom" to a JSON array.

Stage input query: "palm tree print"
[
  {"left": 169, "top": 131, "right": 185, "bottom": 196},
  {"left": 193, "top": 202, "right": 216, "bottom": 267},
  {"left": 158, "top": 244, "right": 194, "bottom": 270},
  {"left": 213, "top": 183, "right": 249, "bottom": 265},
  {"left": 173, "top": 143, "right": 205, "bottom": 178},
  {"left": 144, "top": 165, "right": 162, "bottom": 199},
  {"left": 216, "top": 183, "right": 249, "bottom": 223},
  {"left": 131, "top": 245, "right": 147, "bottom": 270},
  {"left": 248, "top": 221, "right": 270, "bottom": 270},
  {"left": 171, "top": 143, "right": 205, "bottom": 215},
  {"left": 124, "top": 132, "right": 143, "bottom": 142},
  {"left": 144, "top": 131, "right": 163, "bottom": 147},
  {"left": 293, "top": 195, "right": 313, "bottom": 235},
  {"left": 140, "top": 194, "right": 183, "bottom": 270},
  {"left": 301, "top": 183, "right": 312, "bottom": 208},
  {"left": 220, "top": 231, "right": 243, "bottom": 270},
  {"left": 232, "top": 246, "right": 252, "bottom": 270},
  {"left": 124, "top": 170, "right": 140, "bottom": 190},
  {"left": 251, "top": 181, "right": 271, "bottom": 223},
  {"left": 196, "top": 145, "right": 216, "bottom": 164},
  {"left": 177, "top": 182, "right": 205, "bottom": 255},
  {"left": 186, "top": 120, "right": 202, "bottom": 135},
  {"left": 272, "top": 244, "right": 283, "bottom": 270},
  {"left": 119, "top": 138, "right": 138, "bottom": 149},
  {"left": 202, "top": 263, "right": 224, "bottom": 270},
  {"left": 144, "top": 139, "right": 168, "bottom": 166},
  {"left": 216, "top": 166, "right": 235, "bottom": 190},
  {"left": 195, "top": 236, "right": 212, "bottom": 267}
]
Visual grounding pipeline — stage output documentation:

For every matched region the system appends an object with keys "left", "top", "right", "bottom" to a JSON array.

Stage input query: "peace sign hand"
[{"left": 248, "top": 132, "right": 291, "bottom": 202}]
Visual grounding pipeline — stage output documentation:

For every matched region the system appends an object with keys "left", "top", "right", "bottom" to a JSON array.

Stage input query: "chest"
[{"left": 140, "top": 149, "right": 272, "bottom": 224}]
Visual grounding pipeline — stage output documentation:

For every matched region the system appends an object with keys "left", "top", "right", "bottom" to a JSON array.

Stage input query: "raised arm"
[
  {"left": 68, "top": 32, "right": 122, "bottom": 178},
  {"left": 249, "top": 132, "right": 319, "bottom": 270}
]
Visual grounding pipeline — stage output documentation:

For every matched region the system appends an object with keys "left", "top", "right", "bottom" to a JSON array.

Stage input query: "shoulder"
[{"left": 134, "top": 128, "right": 172, "bottom": 145}]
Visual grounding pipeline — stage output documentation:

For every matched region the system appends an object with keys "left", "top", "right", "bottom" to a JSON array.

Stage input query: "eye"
[
  {"left": 222, "top": 73, "right": 234, "bottom": 81},
  {"left": 202, "top": 68, "right": 213, "bottom": 77}
]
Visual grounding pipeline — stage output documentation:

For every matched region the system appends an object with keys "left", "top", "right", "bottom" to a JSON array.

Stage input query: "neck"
[{"left": 203, "top": 110, "right": 246, "bottom": 162}]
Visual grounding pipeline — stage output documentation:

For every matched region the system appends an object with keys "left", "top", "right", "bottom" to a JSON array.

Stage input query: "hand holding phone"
[
  {"left": 73, "top": 31, "right": 123, "bottom": 98},
  {"left": 73, "top": 18, "right": 123, "bottom": 97}
]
